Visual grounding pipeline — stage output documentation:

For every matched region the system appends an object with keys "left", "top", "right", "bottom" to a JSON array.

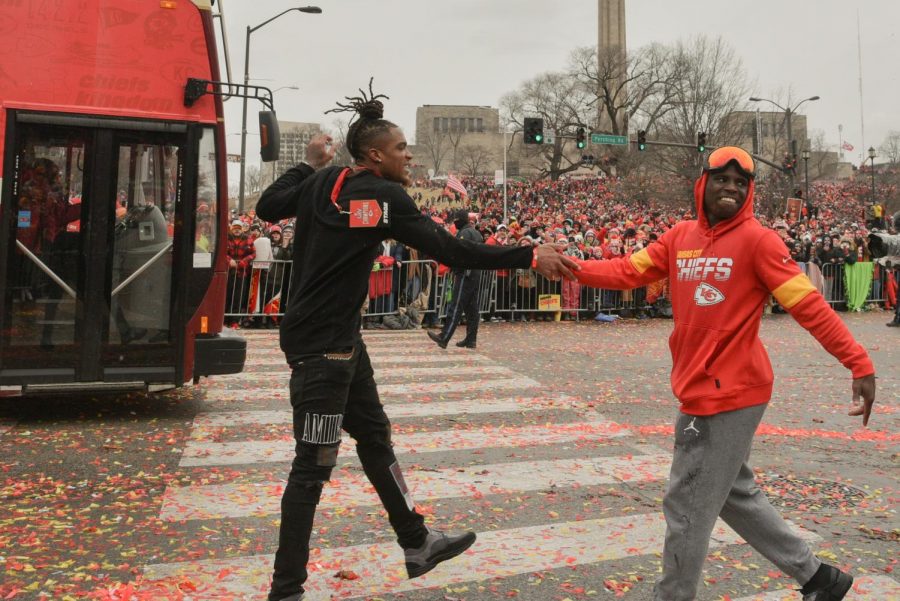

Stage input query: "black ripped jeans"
[{"left": 268, "top": 341, "right": 426, "bottom": 601}]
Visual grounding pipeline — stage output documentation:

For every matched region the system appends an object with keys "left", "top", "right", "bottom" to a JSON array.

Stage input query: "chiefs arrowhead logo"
[{"left": 694, "top": 282, "right": 725, "bottom": 306}]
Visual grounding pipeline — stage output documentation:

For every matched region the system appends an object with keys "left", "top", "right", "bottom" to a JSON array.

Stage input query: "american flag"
[
  {"left": 841, "top": 141, "right": 854, "bottom": 152},
  {"left": 446, "top": 173, "right": 468, "bottom": 196}
]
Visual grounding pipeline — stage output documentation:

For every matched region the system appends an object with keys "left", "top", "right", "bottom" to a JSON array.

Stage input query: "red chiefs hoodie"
[{"left": 574, "top": 173, "right": 874, "bottom": 416}]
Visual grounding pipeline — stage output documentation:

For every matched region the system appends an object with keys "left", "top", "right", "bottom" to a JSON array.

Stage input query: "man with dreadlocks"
[{"left": 256, "top": 81, "right": 578, "bottom": 601}]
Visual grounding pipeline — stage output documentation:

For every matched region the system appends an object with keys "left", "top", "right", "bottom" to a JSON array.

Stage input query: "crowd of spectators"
[{"left": 226, "top": 173, "right": 899, "bottom": 325}]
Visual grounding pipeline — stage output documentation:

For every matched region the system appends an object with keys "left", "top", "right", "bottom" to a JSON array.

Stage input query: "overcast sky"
[{"left": 219, "top": 0, "right": 899, "bottom": 182}]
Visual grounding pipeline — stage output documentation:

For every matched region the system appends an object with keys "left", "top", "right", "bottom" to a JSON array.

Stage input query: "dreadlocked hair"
[{"left": 325, "top": 78, "right": 396, "bottom": 162}]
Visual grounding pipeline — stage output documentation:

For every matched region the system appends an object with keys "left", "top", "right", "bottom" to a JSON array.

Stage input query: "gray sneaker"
[
  {"left": 802, "top": 564, "right": 853, "bottom": 600},
  {"left": 404, "top": 527, "right": 476, "bottom": 578}
]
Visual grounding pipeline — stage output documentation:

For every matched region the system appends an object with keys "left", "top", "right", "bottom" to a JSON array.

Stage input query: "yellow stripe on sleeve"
[
  {"left": 629, "top": 248, "right": 655, "bottom": 274},
  {"left": 772, "top": 273, "right": 816, "bottom": 309}
]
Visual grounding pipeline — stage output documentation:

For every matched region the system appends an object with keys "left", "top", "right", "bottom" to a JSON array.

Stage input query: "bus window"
[
  {"left": 194, "top": 128, "right": 217, "bottom": 263},
  {"left": 109, "top": 143, "right": 179, "bottom": 345},
  {"left": 10, "top": 136, "right": 86, "bottom": 348}
]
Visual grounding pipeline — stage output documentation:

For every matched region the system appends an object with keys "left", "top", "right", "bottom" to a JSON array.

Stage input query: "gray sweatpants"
[{"left": 654, "top": 404, "right": 820, "bottom": 601}]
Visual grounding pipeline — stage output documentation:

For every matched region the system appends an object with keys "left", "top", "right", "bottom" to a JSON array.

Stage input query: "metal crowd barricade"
[
  {"left": 365, "top": 259, "right": 442, "bottom": 320},
  {"left": 224, "top": 257, "right": 663, "bottom": 322},
  {"left": 223, "top": 257, "right": 891, "bottom": 324},
  {"left": 224, "top": 259, "right": 293, "bottom": 322},
  {"left": 818, "top": 261, "right": 888, "bottom": 308},
  {"left": 435, "top": 269, "right": 496, "bottom": 320}
]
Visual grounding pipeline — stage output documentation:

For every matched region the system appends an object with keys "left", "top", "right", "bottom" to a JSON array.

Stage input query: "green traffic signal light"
[
  {"left": 524, "top": 117, "right": 544, "bottom": 144},
  {"left": 576, "top": 127, "right": 586, "bottom": 149},
  {"left": 697, "top": 132, "right": 707, "bottom": 153},
  {"left": 637, "top": 130, "right": 647, "bottom": 151}
]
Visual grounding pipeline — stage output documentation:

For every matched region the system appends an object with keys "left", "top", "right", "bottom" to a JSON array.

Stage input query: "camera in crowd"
[{"left": 868, "top": 231, "right": 900, "bottom": 259}]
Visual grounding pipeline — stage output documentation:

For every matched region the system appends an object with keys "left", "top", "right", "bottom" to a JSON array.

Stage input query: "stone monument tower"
[{"left": 597, "top": 0, "right": 627, "bottom": 134}]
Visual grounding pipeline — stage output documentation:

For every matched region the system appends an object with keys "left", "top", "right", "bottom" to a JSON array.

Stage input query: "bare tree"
[
  {"left": 652, "top": 35, "right": 752, "bottom": 181},
  {"left": 807, "top": 129, "right": 837, "bottom": 180},
  {"left": 500, "top": 70, "right": 593, "bottom": 180},
  {"left": 246, "top": 165, "right": 261, "bottom": 196},
  {"left": 445, "top": 123, "right": 468, "bottom": 172},
  {"left": 417, "top": 129, "right": 451, "bottom": 175},
  {"left": 328, "top": 117, "right": 353, "bottom": 167},
  {"left": 458, "top": 144, "right": 495, "bottom": 176},
  {"left": 569, "top": 43, "right": 684, "bottom": 139},
  {"left": 879, "top": 130, "right": 900, "bottom": 164}
]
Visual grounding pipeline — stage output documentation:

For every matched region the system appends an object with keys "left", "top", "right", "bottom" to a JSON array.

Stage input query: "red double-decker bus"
[{"left": 0, "top": 0, "right": 247, "bottom": 393}]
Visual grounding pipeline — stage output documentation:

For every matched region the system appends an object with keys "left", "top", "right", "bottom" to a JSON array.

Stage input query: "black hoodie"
[{"left": 257, "top": 165, "right": 530, "bottom": 361}]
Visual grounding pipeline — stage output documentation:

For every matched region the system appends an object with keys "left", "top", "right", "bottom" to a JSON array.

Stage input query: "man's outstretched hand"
[
  {"left": 849, "top": 374, "right": 876, "bottom": 426},
  {"left": 533, "top": 244, "right": 580, "bottom": 281}
]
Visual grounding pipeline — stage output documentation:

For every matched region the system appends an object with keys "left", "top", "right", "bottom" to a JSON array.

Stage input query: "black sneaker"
[
  {"left": 886, "top": 320, "right": 900, "bottom": 327},
  {"left": 455, "top": 340, "right": 476, "bottom": 349},
  {"left": 427, "top": 331, "right": 447, "bottom": 349},
  {"left": 801, "top": 564, "right": 853, "bottom": 600},
  {"left": 404, "top": 527, "right": 476, "bottom": 578},
  {"left": 275, "top": 594, "right": 304, "bottom": 601}
]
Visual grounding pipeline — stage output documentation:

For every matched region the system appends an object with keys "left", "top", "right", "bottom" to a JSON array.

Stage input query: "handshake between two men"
[{"left": 531, "top": 243, "right": 582, "bottom": 281}]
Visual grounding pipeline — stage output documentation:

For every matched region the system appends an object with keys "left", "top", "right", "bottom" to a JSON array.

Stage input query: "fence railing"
[
  {"left": 223, "top": 258, "right": 893, "bottom": 322},
  {"left": 817, "top": 262, "right": 890, "bottom": 307}
]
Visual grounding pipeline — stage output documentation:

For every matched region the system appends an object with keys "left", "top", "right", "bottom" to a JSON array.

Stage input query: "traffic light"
[
  {"left": 697, "top": 132, "right": 707, "bottom": 153},
  {"left": 637, "top": 130, "right": 647, "bottom": 151},
  {"left": 576, "top": 127, "right": 586, "bottom": 149},
  {"left": 524, "top": 117, "right": 544, "bottom": 144}
]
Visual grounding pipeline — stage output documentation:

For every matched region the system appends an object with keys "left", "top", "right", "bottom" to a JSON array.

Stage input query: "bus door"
[{"left": 0, "top": 114, "right": 193, "bottom": 387}]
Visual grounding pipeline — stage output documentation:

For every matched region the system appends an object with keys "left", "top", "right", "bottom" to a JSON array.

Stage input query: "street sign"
[
  {"left": 226, "top": 153, "right": 242, "bottom": 163},
  {"left": 590, "top": 133, "right": 628, "bottom": 146}
]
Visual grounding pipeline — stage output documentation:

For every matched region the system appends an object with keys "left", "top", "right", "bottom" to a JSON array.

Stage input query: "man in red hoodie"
[{"left": 573, "top": 147, "right": 876, "bottom": 601}]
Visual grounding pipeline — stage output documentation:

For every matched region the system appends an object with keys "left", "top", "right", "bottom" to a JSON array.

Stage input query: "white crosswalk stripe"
[
  {"left": 245, "top": 353, "right": 493, "bottom": 367},
  {"left": 139, "top": 513, "right": 821, "bottom": 599},
  {"left": 202, "top": 376, "right": 540, "bottom": 402},
  {"left": 179, "top": 419, "right": 628, "bottom": 467},
  {"left": 245, "top": 345, "right": 476, "bottom": 359},
  {"left": 160, "top": 453, "right": 671, "bottom": 520},
  {"left": 204, "top": 364, "right": 515, "bottom": 385},
  {"left": 189, "top": 394, "right": 575, "bottom": 432}
]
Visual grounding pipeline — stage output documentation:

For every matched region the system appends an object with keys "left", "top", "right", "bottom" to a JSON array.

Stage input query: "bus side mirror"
[{"left": 259, "top": 111, "right": 280, "bottom": 162}]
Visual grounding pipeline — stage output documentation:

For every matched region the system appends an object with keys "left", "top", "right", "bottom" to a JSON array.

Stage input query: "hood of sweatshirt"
[{"left": 693, "top": 171, "right": 756, "bottom": 236}]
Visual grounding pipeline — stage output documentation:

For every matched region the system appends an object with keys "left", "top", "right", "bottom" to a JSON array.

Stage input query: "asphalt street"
[{"left": 0, "top": 311, "right": 897, "bottom": 600}]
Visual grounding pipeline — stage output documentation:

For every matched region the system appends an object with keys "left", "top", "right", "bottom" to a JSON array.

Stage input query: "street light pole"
[
  {"left": 868, "top": 146, "right": 877, "bottom": 206},
  {"left": 801, "top": 148, "right": 810, "bottom": 202},
  {"left": 237, "top": 6, "right": 321, "bottom": 213},
  {"left": 502, "top": 129, "right": 508, "bottom": 224},
  {"left": 748, "top": 95, "right": 819, "bottom": 176}
]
